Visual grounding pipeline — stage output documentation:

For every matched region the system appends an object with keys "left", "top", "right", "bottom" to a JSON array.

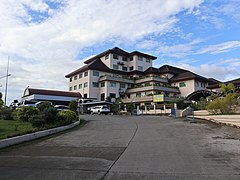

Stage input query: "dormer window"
[{"left": 113, "top": 54, "right": 119, "bottom": 59}]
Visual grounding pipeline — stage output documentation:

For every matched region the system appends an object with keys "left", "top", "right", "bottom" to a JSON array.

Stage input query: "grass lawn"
[{"left": 0, "top": 119, "right": 35, "bottom": 140}]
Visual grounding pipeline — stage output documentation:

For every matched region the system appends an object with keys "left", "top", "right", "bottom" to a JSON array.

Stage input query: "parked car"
[
  {"left": 35, "top": 101, "right": 53, "bottom": 107},
  {"left": 54, "top": 105, "right": 69, "bottom": 111},
  {"left": 18, "top": 100, "right": 38, "bottom": 107},
  {"left": 90, "top": 105, "right": 110, "bottom": 115}
]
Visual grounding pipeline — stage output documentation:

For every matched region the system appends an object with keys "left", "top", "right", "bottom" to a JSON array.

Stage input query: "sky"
[{"left": 0, "top": 0, "right": 240, "bottom": 105}]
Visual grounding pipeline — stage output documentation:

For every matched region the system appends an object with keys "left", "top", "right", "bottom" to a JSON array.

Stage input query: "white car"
[
  {"left": 54, "top": 105, "right": 69, "bottom": 111},
  {"left": 90, "top": 105, "right": 110, "bottom": 115}
]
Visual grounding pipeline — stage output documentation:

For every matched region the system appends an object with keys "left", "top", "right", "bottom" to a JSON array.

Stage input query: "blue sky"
[{"left": 0, "top": 0, "right": 240, "bottom": 104}]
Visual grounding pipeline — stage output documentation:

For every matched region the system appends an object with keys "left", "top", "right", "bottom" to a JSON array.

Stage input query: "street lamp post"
[{"left": 0, "top": 56, "right": 11, "bottom": 106}]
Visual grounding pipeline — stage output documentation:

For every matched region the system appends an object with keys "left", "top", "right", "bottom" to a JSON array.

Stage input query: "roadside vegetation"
[
  {"left": 206, "top": 83, "right": 240, "bottom": 114},
  {"left": 0, "top": 98, "right": 79, "bottom": 140}
]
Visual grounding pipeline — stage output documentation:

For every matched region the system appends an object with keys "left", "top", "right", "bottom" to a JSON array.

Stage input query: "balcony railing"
[
  {"left": 122, "top": 95, "right": 175, "bottom": 103},
  {"left": 135, "top": 76, "right": 168, "bottom": 83},
  {"left": 99, "top": 75, "right": 134, "bottom": 84},
  {"left": 126, "top": 85, "right": 180, "bottom": 93}
]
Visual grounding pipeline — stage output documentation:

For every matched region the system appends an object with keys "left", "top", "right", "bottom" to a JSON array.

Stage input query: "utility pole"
[{"left": 4, "top": 56, "right": 10, "bottom": 106}]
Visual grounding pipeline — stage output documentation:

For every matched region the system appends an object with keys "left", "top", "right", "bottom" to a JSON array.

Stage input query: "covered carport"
[{"left": 185, "top": 90, "right": 215, "bottom": 101}]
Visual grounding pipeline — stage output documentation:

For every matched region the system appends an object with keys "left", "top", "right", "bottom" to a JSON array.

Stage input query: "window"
[
  {"left": 69, "top": 86, "right": 72, "bottom": 91},
  {"left": 70, "top": 77, "right": 72, "bottom": 82},
  {"left": 136, "top": 92, "right": 141, "bottom": 97},
  {"left": 84, "top": 71, "right": 88, "bottom": 77},
  {"left": 122, "top": 66, "right": 128, "bottom": 71},
  {"left": 92, "top": 82, "right": 99, "bottom": 87},
  {"left": 74, "top": 75, "right": 77, "bottom": 80},
  {"left": 79, "top": 73, "right": 82, "bottom": 79},
  {"left": 84, "top": 82, "right": 88, "bottom": 87},
  {"left": 110, "top": 93, "right": 116, "bottom": 98},
  {"left": 179, "top": 82, "right": 186, "bottom": 87},
  {"left": 93, "top": 71, "right": 99, "bottom": 76},
  {"left": 101, "top": 82, "right": 105, "bottom": 87},
  {"left": 74, "top": 85, "right": 77, "bottom": 90},
  {"left": 105, "top": 54, "right": 109, "bottom": 60},
  {"left": 79, "top": 84, "right": 82, "bottom": 89},
  {"left": 110, "top": 82, "right": 116, "bottom": 87},
  {"left": 138, "top": 56, "right": 143, "bottom": 61},
  {"left": 120, "top": 83, "right": 125, "bottom": 88},
  {"left": 101, "top": 93, "right": 105, "bottom": 101},
  {"left": 84, "top": 93, "right": 87, "bottom": 98},
  {"left": 130, "top": 56, "right": 133, "bottom": 61},
  {"left": 146, "top": 58, "right": 151, "bottom": 63},
  {"left": 129, "top": 66, "right": 134, "bottom": 71},
  {"left": 138, "top": 66, "right": 143, "bottom": 71},
  {"left": 113, "top": 64, "right": 119, "bottom": 70},
  {"left": 195, "top": 81, "right": 199, "bottom": 87},
  {"left": 122, "top": 56, "right": 127, "bottom": 61},
  {"left": 113, "top": 54, "right": 119, "bottom": 59}
]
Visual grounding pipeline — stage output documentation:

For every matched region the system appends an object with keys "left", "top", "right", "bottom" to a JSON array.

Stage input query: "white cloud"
[
  {"left": 157, "top": 38, "right": 204, "bottom": 58},
  {"left": 180, "top": 63, "right": 240, "bottom": 81},
  {"left": 196, "top": 41, "right": 240, "bottom": 55},
  {"left": 0, "top": 0, "right": 203, "bottom": 104}
]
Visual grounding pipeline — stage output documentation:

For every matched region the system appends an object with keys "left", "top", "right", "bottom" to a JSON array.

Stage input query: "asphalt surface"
[{"left": 0, "top": 115, "right": 240, "bottom": 180}]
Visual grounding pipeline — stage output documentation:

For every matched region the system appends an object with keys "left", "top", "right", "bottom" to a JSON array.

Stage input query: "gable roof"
[
  {"left": 158, "top": 65, "right": 188, "bottom": 75},
  {"left": 84, "top": 47, "right": 156, "bottom": 64},
  {"left": 169, "top": 71, "right": 212, "bottom": 83},
  {"left": 208, "top": 78, "right": 240, "bottom": 89},
  {"left": 144, "top": 67, "right": 159, "bottom": 74},
  {"left": 23, "top": 87, "right": 81, "bottom": 98},
  {"left": 65, "top": 58, "right": 110, "bottom": 77}
]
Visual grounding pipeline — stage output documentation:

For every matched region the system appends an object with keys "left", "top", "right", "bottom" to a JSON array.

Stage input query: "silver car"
[{"left": 90, "top": 105, "right": 110, "bottom": 115}]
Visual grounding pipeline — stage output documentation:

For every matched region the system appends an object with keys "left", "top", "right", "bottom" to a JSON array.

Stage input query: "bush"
[
  {"left": 14, "top": 106, "right": 40, "bottom": 122},
  {"left": 42, "top": 107, "right": 58, "bottom": 124},
  {"left": 37, "top": 101, "right": 54, "bottom": 111},
  {"left": 69, "top": 100, "right": 77, "bottom": 113},
  {"left": 0, "top": 108, "right": 14, "bottom": 120},
  {"left": 126, "top": 103, "right": 134, "bottom": 112},
  {"left": 57, "top": 110, "right": 77, "bottom": 125},
  {"left": 207, "top": 93, "right": 238, "bottom": 114},
  {"left": 29, "top": 114, "right": 46, "bottom": 128}
]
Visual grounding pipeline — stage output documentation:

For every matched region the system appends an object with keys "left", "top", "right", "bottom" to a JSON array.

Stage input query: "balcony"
[
  {"left": 122, "top": 95, "right": 175, "bottom": 103},
  {"left": 135, "top": 76, "right": 168, "bottom": 84},
  {"left": 126, "top": 85, "right": 180, "bottom": 94},
  {"left": 98, "top": 75, "right": 134, "bottom": 84}
]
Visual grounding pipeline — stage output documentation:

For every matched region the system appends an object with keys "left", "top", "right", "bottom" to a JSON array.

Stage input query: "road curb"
[
  {"left": 187, "top": 116, "right": 240, "bottom": 129},
  {"left": 0, "top": 120, "right": 80, "bottom": 149}
]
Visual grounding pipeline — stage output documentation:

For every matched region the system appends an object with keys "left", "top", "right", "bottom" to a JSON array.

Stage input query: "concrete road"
[{"left": 0, "top": 115, "right": 240, "bottom": 180}]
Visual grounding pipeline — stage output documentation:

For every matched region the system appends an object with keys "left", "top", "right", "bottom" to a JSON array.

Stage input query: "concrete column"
[
  {"left": 164, "top": 104, "right": 166, "bottom": 114},
  {"left": 137, "top": 105, "right": 140, "bottom": 115},
  {"left": 154, "top": 104, "right": 156, "bottom": 114},
  {"left": 145, "top": 105, "right": 147, "bottom": 114}
]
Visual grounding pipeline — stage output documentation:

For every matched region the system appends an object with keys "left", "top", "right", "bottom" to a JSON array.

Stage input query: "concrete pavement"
[{"left": 0, "top": 115, "right": 240, "bottom": 179}]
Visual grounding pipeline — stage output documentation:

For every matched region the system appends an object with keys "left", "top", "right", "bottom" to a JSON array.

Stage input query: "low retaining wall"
[{"left": 0, "top": 120, "right": 80, "bottom": 149}]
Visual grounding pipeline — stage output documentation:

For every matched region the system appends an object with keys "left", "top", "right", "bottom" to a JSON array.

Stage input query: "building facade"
[{"left": 65, "top": 47, "right": 212, "bottom": 105}]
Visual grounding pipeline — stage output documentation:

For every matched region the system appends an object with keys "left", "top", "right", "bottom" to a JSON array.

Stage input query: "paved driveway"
[{"left": 0, "top": 115, "right": 240, "bottom": 180}]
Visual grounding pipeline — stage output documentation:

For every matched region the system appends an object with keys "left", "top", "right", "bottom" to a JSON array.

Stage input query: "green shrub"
[
  {"left": 29, "top": 114, "right": 46, "bottom": 128},
  {"left": 126, "top": 103, "right": 134, "bottom": 112},
  {"left": 207, "top": 93, "right": 238, "bottom": 114},
  {"left": 57, "top": 110, "right": 77, "bottom": 125},
  {"left": 42, "top": 107, "right": 58, "bottom": 124},
  {"left": 37, "top": 101, "right": 54, "bottom": 111},
  {"left": 69, "top": 100, "right": 78, "bottom": 113},
  {"left": 14, "top": 106, "right": 40, "bottom": 122},
  {"left": 0, "top": 108, "right": 14, "bottom": 120}
]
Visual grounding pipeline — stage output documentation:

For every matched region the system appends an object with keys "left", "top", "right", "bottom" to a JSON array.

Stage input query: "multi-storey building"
[{"left": 65, "top": 47, "right": 212, "bottom": 105}]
